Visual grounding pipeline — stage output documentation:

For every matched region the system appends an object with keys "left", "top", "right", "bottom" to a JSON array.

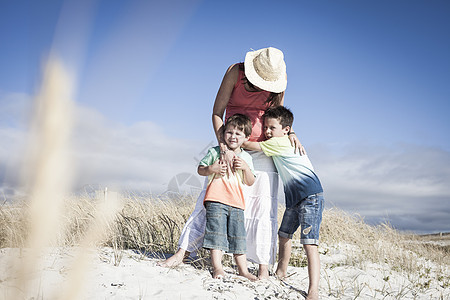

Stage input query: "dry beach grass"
[{"left": 0, "top": 193, "right": 449, "bottom": 299}]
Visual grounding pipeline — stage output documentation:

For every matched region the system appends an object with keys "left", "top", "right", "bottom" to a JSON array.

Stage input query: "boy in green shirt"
[{"left": 244, "top": 106, "right": 324, "bottom": 300}]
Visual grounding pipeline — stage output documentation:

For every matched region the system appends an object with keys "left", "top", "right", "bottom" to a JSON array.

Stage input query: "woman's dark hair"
[{"left": 239, "top": 63, "right": 283, "bottom": 107}]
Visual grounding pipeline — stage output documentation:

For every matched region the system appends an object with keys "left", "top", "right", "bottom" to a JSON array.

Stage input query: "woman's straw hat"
[{"left": 244, "top": 47, "right": 287, "bottom": 93}]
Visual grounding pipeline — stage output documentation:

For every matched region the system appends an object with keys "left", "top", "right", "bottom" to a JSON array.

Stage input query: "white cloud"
[
  {"left": 309, "top": 143, "right": 450, "bottom": 233},
  {"left": 0, "top": 92, "right": 31, "bottom": 191},
  {"left": 0, "top": 94, "right": 207, "bottom": 196},
  {"left": 1, "top": 93, "right": 449, "bottom": 233},
  {"left": 70, "top": 104, "right": 207, "bottom": 193}
]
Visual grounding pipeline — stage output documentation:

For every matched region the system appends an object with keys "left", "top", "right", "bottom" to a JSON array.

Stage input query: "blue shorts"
[
  {"left": 278, "top": 193, "right": 324, "bottom": 245},
  {"left": 203, "top": 202, "right": 246, "bottom": 254}
]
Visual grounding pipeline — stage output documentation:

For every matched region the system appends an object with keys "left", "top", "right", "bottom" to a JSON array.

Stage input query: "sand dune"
[{"left": 1, "top": 244, "right": 448, "bottom": 300}]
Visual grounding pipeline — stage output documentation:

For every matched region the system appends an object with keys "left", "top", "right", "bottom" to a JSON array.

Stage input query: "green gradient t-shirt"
[{"left": 259, "top": 136, "right": 323, "bottom": 208}]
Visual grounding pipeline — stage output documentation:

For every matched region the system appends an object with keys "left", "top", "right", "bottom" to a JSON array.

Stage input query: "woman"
[{"left": 159, "top": 47, "right": 304, "bottom": 278}]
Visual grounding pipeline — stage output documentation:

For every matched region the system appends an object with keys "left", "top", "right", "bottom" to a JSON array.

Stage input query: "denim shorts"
[
  {"left": 203, "top": 201, "right": 246, "bottom": 254},
  {"left": 278, "top": 193, "right": 324, "bottom": 245}
]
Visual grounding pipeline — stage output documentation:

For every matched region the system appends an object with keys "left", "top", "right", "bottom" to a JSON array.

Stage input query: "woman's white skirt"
[{"left": 177, "top": 151, "right": 281, "bottom": 265}]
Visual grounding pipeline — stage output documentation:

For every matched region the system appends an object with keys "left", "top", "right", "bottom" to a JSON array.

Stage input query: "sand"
[{"left": 0, "top": 245, "right": 448, "bottom": 299}]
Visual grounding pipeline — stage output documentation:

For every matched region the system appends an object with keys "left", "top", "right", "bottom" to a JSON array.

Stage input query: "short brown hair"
[
  {"left": 263, "top": 106, "right": 294, "bottom": 128},
  {"left": 224, "top": 114, "right": 252, "bottom": 137}
]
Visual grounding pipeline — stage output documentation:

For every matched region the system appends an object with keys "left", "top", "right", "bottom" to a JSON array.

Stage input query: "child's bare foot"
[
  {"left": 157, "top": 251, "right": 185, "bottom": 268},
  {"left": 239, "top": 271, "right": 258, "bottom": 281},
  {"left": 258, "top": 264, "right": 269, "bottom": 280},
  {"left": 305, "top": 290, "right": 319, "bottom": 300},
  {"left": 213, "top": 268, "right": 226, "bottom": 279}
]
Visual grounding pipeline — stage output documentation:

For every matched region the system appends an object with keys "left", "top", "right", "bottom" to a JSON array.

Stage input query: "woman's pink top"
[{"left": 225, "top": 63, "right": 271, "bottom": 142}]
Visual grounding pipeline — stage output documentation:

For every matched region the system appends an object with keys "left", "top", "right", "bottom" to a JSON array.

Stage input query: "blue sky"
[{"left": 1, "top": 0, "right": 449, "bottom": 234}]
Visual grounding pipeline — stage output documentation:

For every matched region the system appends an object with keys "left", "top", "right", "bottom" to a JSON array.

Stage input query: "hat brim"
[{"left": 244, "top": 49, "right": 287, "bottom": 93}]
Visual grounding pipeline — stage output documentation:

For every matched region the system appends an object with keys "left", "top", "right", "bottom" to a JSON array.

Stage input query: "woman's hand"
[
  {"left": 220, "top": 148, "right": 235, "bottom": 165},
  {"left": 219, "top": 149, "right": 236, "bottom": 178},
  {"left": 288, "top": 132, "right": 306, "bottom": 155}
]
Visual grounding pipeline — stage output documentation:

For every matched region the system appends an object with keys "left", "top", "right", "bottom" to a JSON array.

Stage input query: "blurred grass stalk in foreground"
[
  {"left": 14, "top": 56, "right": 76, "bottom": 300},
  {"left": 3, "top": 56, "right": 122, "bottom": 300}
]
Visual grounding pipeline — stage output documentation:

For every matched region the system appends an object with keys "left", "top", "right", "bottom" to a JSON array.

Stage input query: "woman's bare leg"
[
  {"left": 258, "top": 264, "right": 269, "bottom": 279},
  {"left": 234, "top": 254, "right": 257, "bottom": 281}
]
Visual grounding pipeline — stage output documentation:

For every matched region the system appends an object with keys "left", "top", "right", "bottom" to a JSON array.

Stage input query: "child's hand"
[
  {"left": 210, "top": 160, "right": 227, "bottom": 177},
  {"left": 233, "top": 157, "right": 248, "bottom": 171},
  {"left": 233, "top": 157, "right": 255, "bottom": 186}
]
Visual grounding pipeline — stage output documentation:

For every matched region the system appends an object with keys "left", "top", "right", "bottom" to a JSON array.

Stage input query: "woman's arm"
[
  {"left": 212, "top": 64, "right": 239, "bottom": 163},
  {"left": 287, "top": 130, "right": 306, "bottom": 155},
  {"left": 212, "top": 64, "right": 239, "bottom": 144}
]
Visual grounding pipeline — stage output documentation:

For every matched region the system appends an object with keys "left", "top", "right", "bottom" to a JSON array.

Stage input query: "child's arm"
[
  {"left": 232, "top": 157, "right": 256, "bottom": 186},
  {"left": 242, "top": 140, "right": 262, "bottom": 151},
  {"left": 198, "top": 160, "right": 226, "bottom": 177}
]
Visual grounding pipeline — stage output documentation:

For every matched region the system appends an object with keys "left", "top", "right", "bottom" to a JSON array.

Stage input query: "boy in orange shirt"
[{"left": 198, "top": 114, "right": 256, "bottom": 280}]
